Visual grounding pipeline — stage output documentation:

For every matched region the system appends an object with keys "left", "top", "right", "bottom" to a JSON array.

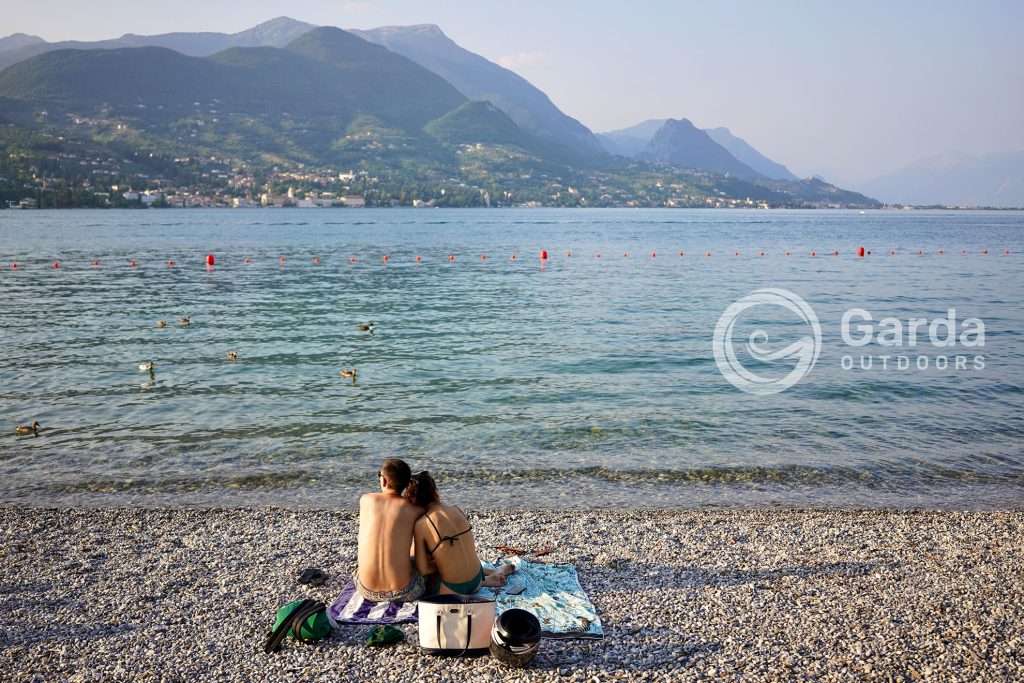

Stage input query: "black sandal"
[{"left": 298, "top": 567, "right": 328, "bottom": 586}]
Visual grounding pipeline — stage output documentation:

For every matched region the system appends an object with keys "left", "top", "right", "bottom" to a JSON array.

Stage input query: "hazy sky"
[{"left": 5, "top": 1, "right": 1022, "bottom": 184}]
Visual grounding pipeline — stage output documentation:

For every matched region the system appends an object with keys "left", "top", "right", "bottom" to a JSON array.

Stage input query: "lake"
[{"left": 1, "top": 208, "right": 1022, "bottom": 508}]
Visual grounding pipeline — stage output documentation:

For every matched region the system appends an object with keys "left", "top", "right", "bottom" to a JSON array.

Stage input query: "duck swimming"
[
  {"left": 226, "top": 351, "right": 239, "bottom": 362},
  {"left": 139, "top": 361, "right": 156, "bottom": 373},
  {"left": 179, "top": 317, "right": 191, "bottom": 327},
  {"left": 156, "top": 320, "right": 167, "bottom": 328},
  {"left": 358, "top": 322, "right": 376, "bottom": 334},
  {"left": 15, "top": 421, "right": 40, "bottom": 436},
  {"left": 340, "top": 368, "right": 357, "bottom": 383}
]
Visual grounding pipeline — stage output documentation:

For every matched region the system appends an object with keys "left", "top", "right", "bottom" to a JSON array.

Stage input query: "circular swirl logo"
[{"left": 713, "top": 288, "right": 822, "bottom": 394}]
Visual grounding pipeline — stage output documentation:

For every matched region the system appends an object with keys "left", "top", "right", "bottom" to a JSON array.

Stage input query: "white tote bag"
[{"left": 417, "top": 594, "right": 496, "bottom": 657}]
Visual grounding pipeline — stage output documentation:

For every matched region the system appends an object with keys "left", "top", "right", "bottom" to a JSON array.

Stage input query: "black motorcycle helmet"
[{"left": 490, "top": 609, "right": 542, "bottom": 667}]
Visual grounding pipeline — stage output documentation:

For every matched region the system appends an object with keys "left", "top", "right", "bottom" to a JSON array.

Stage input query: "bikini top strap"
[
  {"left": 424, "top": 511, "right": 444, "bottom": 538},
  {"left": 424, "top": 509, "right": 472, "bottom": 555}
]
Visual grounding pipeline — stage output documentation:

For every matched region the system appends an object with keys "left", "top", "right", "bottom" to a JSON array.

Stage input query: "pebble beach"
[{"left": 1, "top": 507, "right": 1022, "bottom": 682}]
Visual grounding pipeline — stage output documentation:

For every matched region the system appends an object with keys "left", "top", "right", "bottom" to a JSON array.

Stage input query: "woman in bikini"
[{"left": 406, "top": 471, "right": 514, "bottom": 595}]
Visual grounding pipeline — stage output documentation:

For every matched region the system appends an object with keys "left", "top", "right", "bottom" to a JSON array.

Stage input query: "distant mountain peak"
[
  {"left": 640, "top": 119, "right": 760, "bottom": 179},
  {"left": 0, "top": 32, "right": 47, "bottom": 53},
  {"left": 600, "top": 119, "right": 797, "bottom": 181},
  {"left": 663, "top": 117, "right": 697, "bottom": 130},
  {"left": 351, "top": 24, "right": 605, "bottom": 158},
  {"left": 387, "top": 24, "right": 446, "bottom": 35},
  {"left": 246, "top": 16, "right": 310, "bottom": 31},
  {"left": 705, "top": 126, "right": 797, "bottom": 181}
]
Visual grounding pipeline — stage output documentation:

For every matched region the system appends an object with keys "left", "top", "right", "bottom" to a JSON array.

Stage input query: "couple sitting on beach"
[{"left": 355, "top": 458, "right": 513, "bottom": 603}]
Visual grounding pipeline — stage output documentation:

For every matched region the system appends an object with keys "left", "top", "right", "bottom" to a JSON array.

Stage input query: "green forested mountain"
[
  {"left": 0, "top": 27, "right": 465, "bottom": 131},
  {"left": 425, "top": 101, "right": 537, "bottom": 148}
]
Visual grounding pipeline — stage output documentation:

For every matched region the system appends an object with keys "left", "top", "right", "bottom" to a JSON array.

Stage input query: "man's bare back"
[
  {"left": 354, "top": 459, "right": 427, "bottom": 602},
  {"left": 357, "top": 491, "right": 422, "bottom": 592}
]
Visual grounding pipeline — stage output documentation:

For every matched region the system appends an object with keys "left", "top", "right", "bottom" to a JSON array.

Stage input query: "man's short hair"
[{"left": 380, "top": 458, "right": 411, "bottom": 492}]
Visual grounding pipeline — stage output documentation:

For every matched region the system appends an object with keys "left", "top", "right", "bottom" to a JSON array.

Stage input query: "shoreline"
[
  {"left": 3, "top": 206, "right": 1024, "bottom": 211},
  {"left": 2, "top": 506, "right": 1021, "bottom": 681}
]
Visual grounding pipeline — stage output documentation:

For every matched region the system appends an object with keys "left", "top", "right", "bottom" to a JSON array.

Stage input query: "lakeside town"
[{"left": 0, "top": 147, "right": 787, "bottom": 210}]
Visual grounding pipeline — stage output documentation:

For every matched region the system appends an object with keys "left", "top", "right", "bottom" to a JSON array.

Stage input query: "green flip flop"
[{"left": 366, "top": 625, "right": 404, "bottom": 647}]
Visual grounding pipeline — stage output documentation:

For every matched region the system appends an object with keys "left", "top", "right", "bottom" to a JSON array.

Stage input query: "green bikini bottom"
[{"left": 441, "top": 566, "right": 485, "bottom": 595}]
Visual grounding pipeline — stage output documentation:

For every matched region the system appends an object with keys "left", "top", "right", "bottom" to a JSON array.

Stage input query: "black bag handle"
[
  {"left": 289, "top": 600, "right": 326, "bottom": 644},
  {"left": 458, "top": 615, "right": 473, "bottom": 658},
  {"left": 264, "top": 599, "right": 311, "bottom": 654},
  {"left": 263, "top": 599, "right": 324, "bottom": 654},
  {"left": 433, "top": 607, "right": 477, "bottom": 657}
]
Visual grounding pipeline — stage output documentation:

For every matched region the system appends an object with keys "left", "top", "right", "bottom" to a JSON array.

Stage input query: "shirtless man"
[{"left": 355, "top": 458, "right": 426, "bottom": 602}]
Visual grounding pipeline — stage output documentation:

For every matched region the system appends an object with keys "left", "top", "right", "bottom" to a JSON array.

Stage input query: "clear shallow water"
[{"left": 1, "top": 208, "right": 1022, "bottom": 509}]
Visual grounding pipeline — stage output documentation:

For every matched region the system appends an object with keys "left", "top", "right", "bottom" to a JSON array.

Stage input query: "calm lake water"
[{"left": 1, "top": 208, "right": 1022, "bottom": 509}]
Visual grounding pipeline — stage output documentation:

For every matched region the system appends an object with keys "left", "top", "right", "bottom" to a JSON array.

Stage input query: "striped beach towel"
[{"left": 326, "top": 582, "right": 418, "bottom": 626}]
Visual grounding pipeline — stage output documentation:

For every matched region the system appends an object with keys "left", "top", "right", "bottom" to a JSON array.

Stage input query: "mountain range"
[
  {"left": 857, "top": 151, "right": 1024, "bottom": 208},
  {"left": 0, "top": 17, "right": 604, "bottom": 161},
  {"left": 0, "top": 17, "right": 316, "bottom": 68},
  {"left": 0, "top": 17, "right": 879, "bottom": 209}
]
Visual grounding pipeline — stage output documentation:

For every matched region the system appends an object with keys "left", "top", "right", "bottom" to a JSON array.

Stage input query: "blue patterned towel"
[
  {"left": 326, "top": 582, "right": 418, "bottom": 626},
  {"left": 480, "top": 557, "right": 604, "bottom": 640}
]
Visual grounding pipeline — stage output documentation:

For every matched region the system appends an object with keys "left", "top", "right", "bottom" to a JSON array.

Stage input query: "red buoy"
[
  {"left": 623, "top": 251, "right": 629, "bottom": 257},
  {"left": 11, "top": 262, "right": 18, "bottom": 270},
  {"left": 857, "top": 246, "right": 865, "bottom": 257},
  {"left": 167, "top": 259, "right": 176, "bottom": 268},
  {"left": 129, "top": 259, "right": 137, "bottom": 268},
  {"left": 52, "top": 261, "right": 60, "bottom": 269},
  {"left": 810, "top": 251, "right": 816, "bottom": 257},
  {"left": 244, "top": 257, "right": 253, "bottom": 265},
  {"left": 480, "top": 254, "right": 487, "bottom": 261},
  {"left": 448, "top": 254, "right": 456, "bottom": 262},
  {"left": 205, "top": 254, "right": 216, "bottom": 266},
  {"left": 91, "top": 259, "right": 101, "bottom": 267},
  {"left": 540, "top": 249, "right": 548, "bottom": 260},
  {"left": 382, "top": 255, "right": 389, "bottom": 263},
  {"left": 349, "top": 256, "right": 357, "bottom": 264},
  {"left": 416, "top": 255, "right": 423, "bottom": 263},
  {"left": 510, "top": 254, "right": 517, "bottom": 261},
  {"left": 651, "top": 251, "right": 656, "bottom": 258}
]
